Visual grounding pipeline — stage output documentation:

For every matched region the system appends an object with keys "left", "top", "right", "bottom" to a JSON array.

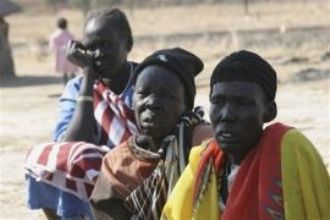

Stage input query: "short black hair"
[
  {"left": 210, "top": 50, "right": 277, "bottom": 101},
  {"left": 85, "top": 8, "right": 133, "bottom": 52},
  {"left": 57, "top": 17, "right": 67, "bottom": 29}
]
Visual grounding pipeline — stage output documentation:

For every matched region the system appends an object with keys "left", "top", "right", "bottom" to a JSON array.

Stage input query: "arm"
[
  {"left": 53, "top": 78, "right": 80, "bottom": 141},
  {"left": 60, "top": 40, "right": 98, "bottom": 143},
  {"left": 49, "top": 33, "right": 55, "bottom": 52}
]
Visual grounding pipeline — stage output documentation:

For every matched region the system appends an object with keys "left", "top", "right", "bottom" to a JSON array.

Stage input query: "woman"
[
  {"left": 49, "top": 17, "right": 78, "bottom": 85},
  {"left": 161, "top": 50, "right": 330, "bottom": 220},
  {"left": 91, "top": 48, "right": 214, "bottom": 219},
  {"left": 25, "top": 8, "right": 138, "bottom": 220}
]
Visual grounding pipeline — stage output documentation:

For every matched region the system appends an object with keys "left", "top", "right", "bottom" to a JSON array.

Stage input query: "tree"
[
  {"left": 244, "top": 0, "right": 249, "bottom": 15},
  {"left": 0, "top": 17, "right": 15, "bottom": 79}
]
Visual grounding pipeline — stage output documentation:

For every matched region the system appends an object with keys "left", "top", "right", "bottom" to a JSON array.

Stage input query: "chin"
[
  {"left": 96, "top": 67, "right": 115, "bottom": 77},
  {"left": 216, "top": 140, "right": 235, "bottom": 153}
]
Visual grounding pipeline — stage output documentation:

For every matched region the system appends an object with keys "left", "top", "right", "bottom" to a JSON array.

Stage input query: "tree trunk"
[
  {"left": 244, "top": 0, "right": 249, "bottom": 15},
  {"left": 0, "top": 19, "right": 15, "bottom": 79}
]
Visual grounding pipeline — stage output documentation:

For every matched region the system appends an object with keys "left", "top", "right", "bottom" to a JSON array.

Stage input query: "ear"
[{"left": 263, "top": 101, "right": 277, "bottom": 122}]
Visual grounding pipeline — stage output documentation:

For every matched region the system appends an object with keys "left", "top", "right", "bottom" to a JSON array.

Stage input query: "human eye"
[
  {"left": 210, "top": 96, "right": 223, "bottom": 105},
  {"left": 236, "top": 98, "right": 254, "bottom": 106},
  {"left": 135, "top": 88, "right": 148, "bottom": 97}
]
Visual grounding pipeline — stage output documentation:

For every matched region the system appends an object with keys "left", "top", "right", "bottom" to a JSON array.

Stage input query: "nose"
[
  {"left": 145, "top": 94, "right": 161, "bottom": 110},
  {"left": 219, "top": 103, "right": 236, "bottom": 123}
]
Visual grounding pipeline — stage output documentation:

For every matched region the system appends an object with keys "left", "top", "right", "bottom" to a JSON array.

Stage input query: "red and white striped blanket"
[
  {"left": 93, "top": 81, "right": 138, "bottom": 146},
  {"left": 24, "top": 80, "right": 138, "bottom": 201}
]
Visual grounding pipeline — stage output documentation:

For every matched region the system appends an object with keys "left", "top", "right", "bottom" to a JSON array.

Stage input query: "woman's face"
[
  {"left": 209, "top": 81, "right": 268, "bottom": 164},
  {"left": 83, "top": 17, "right": 129, "bottom": 78},
  {"left": 133, "top": 66, "right": 186, "bottom": 144}
]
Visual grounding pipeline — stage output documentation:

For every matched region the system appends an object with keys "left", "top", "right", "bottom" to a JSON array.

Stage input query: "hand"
[
  {"left": 66, "top": 40, "right": 93, "bottom": 68},
  {"left": 135, "top": 135, "right": 157, "bottom": 151}
]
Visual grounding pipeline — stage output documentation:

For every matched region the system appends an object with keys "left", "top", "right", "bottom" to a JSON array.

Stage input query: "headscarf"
[{"left": 132, "top": 47, "right": 204, "bottom": 110}]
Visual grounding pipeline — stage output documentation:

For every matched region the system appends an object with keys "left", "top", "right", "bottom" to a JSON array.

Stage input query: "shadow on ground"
[{"left": 0, "top": 75, "right": 62, "bottom": 88}]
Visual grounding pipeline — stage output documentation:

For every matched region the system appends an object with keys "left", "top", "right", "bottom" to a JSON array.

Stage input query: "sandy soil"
[{"left": 1, "top": 1, "right": 329, "bottom": 219}]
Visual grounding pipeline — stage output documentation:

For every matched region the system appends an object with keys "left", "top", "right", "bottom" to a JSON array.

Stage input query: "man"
[{"left": 162, "top": 50, "right": 330, "bottom": 220}]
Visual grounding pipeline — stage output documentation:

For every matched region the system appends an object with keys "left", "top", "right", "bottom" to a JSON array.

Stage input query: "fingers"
[{"left": 66, "top": 40, "right": 92, "bottom": 68}]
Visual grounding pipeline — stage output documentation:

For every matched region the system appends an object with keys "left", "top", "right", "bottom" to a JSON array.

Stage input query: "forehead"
[
  {"left": 211, "top": 81, "right": 265, "bottom": 100},
  {"left": 83, "top": 17, "right": 119, "bottom": 43},
  {"left": 135, "top": 66, "right": 183, "bottom": 89}
]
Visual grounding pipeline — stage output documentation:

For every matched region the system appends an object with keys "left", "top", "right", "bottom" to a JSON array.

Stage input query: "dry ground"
[{"left": 1, "top": 1, "right": 330, "bottom": 219}]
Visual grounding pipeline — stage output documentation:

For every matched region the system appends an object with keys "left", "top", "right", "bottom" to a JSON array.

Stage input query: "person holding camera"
[{"left": 25, "top": 8, "right": 138, "bottom": 219}]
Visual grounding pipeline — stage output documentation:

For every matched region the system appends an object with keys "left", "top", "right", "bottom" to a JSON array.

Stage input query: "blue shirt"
[{"left": 53, "top": 63, "right": 136, "bottom": 142}]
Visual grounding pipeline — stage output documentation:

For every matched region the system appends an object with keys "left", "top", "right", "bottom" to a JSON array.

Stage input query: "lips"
[
  {"left": 216, "top": 130, "right": 239, "bottom": 144},
  {"left": 141, "top": 117, "right": 160, "bottom": 127}
]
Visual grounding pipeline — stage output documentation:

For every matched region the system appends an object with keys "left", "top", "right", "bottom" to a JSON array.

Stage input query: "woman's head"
[
  {"left": 209, "top": 50, "right": 278, "bottom": 164},
  {"left": 82, "top": 8, "right": 133, "bottom": 77},
  {"left": 132, "top": 48, "right": 203, "bottom": 144}
]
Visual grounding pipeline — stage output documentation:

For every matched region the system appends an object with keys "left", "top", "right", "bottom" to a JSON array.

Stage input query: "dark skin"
[
  {"left": 62, "top": 16, "right": 131, "bottom": 143},
  {"left": 43, "top": 14, "right": 133, "bottom": 220},
  {"left": 209, "top": 81, "right": 277, "bottom": 165},
  {"left": 133, "top": 65, "right": 187, "bottom": 150},
  {"left": 96, "top": 65, "right": 188, "bottom": 219}
]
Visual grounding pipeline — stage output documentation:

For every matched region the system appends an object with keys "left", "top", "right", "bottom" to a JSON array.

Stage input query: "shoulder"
[
  {"left": 280, "top": 126, "right": 330, "bottom": 215},
  {"left": 50, "top": 30, "right": 60, "bottom": 39},
  {"left": 188, "top": 140, "right": 212, "bottom": 170},
  {"left": 65, "top": 30, "right": 74, "bottom": 38},
  {"left": 279, "top": 125, "right": 328, "bottom": 171},
  {"left": 281, "top": 127, "right": 319, "bottom": 158}
]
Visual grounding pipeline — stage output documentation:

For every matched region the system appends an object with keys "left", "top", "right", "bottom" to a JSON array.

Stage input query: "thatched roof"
[{"left": 0, "top": 0, "right": 21, "bottom": 17}]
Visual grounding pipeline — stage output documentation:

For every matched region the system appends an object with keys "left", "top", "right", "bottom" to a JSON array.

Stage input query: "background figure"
[
  {"left": 0, "top": 16, "right": 15, "bottom": 78},
  {"left": 49, "top": 17, "right": 78, "bottom": 85}
]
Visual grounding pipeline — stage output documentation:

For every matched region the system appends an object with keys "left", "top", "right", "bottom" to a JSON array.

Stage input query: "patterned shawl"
[
  {"left": 24, "top": 80, "right": 138, "bottom": 201},
  {"left": 124, "top": 107, "right": 206, "bottom": 220}
]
